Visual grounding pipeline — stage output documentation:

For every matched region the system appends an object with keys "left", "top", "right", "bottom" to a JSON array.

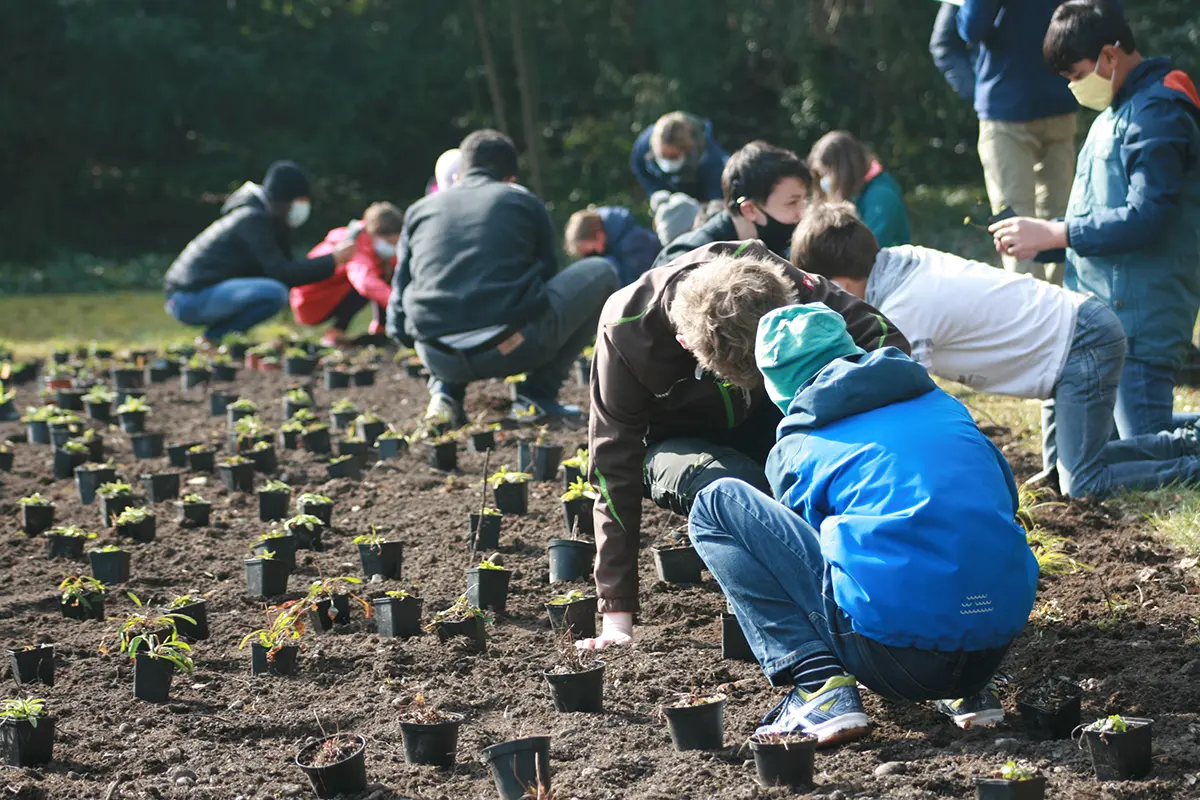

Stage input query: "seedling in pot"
[
  {"left": 302, "top": 422, "right": 333, "bottom": 455},
  {"left": 0, "top": 696, "right": 55, "bottom": 767},
  {"left": 251, "top": 529, "right": 297, "bottom": 571},
  {"left": 0, "top": 442, "right": 12, "bottom": 472},
  {"left": 543, "top": 628, "right": 604, "bottom": 713},
  {"left": 45, "top": 524, "right": 97, "bottom": 560},
  {"left": 298, "top": 493, "right": 334, "bottom": 527},
  {"left": 245, "top": 549, "right": 291, "bottom": 598},
  {"left": 747, "top": 731, "right": 818, "bottom": 790},
  {"left": 114, "top": 505, "right": 156, "bottom": 543},
  {"left": 560, "top": 448, "right": 589, "bottom": 489},
  {"left": 373, "top": 589, "right": 423, "bottom": 638},
  {"left": 396, "top": 692, "right": 465, "bottom": 767},
  {"left": 1081, "top": 714, "right": 1154, "bottom": 781},
  {"left": 652, "top": 530, "right": 705, "bottom": 584},
  {"left": 354, "top": 411, "right": 387, "bottom": 445},
  {"left": 302, "top": 576, "right": 370, "bottom": 631},
  {"left": 97, "top": 480, "right": 135, "bottom": 527},
  {"left": 101, "top": 592, "right": 195, "bottom": 656},
  {"left": 375, "top": 426, "right": 410, "bottom": 459},
  {"left": 258, "top": 479, "right": 291, "bottom": 521},
  {"left": 177, "top": 493, "right": 211, "bottom": 526},
  {"left": 115, "top": 395, "right": 151, "bottom": 433},
  {"left": 489, "top": 466, "right": 532, "bottom": 516},
  {"left": 285, "top": 513, "right": 325, "bottom": 550},
  {"left": 354, "top": 527, "right": 404, "bottom": 579},
  {"left": 240, "top": 601, "right": 307, "bottom": 676},
  {"left": 82, "top": 385, "right": 115, "bottom": 421},
  {"left": 559, "top": 477, "right": 598, "bottom": 537},
  {"left": 1015, "top": 676, "right": 1082, "bottom": 740},
  {"left": 88, "top": 543, "right": 131, "bottom": 585},
  {"left": 187, "top": 443, "right": 216, "bottom": 473},
  {"left": 233, "top": 414, "right": 274, "bottom": 451},
  {"left": 218, "top": 454, "right": 255, "bottom": 492},
  {"left": 284, "top": 387, "right": 315, "bottom": 418},
  {"left": 545, "top": 590, "right": 598, "bottom": 639},
  {"left": 467, "top": 558, "right": 512, "bottom": 613},
  {"left": 19, "top": 493, "right": 56, "bottom": 535},
  {"left": 326, "top": 453, "right": 362, "bottom": 480},
  {"left": 295, "top": 731, "right": 368, "bottom": 799},
  {"left": 8, "top": 645, "right": 55, "bottom": 687},
  {"left": 59, "top": 575, "right": 106, "bottom": 621},
  {"left": 126, "top": 632, "right": 194, "bottom": 703},
  {"left": 661, "top": 690, "right": 727, "bottom": 751},
  {"left": 330, "top": 398, "right": 359, "bottom": 431},
  {"left": 426, "top": 595, "right": 491, "bottom": 650},
  {"left": 426, "top": 431, "right": 459, "bottom": 471},
  {"left": 167, "top": 594, "right": 210, "bottom": 640}
]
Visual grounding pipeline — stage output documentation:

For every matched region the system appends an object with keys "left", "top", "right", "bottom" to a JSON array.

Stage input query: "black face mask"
[{"left": 755, "top": 210, "right": 797, "bottom": 256}]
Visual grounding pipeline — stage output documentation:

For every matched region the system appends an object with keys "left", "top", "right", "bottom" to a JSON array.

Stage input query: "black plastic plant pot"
[
  {"left": 493, "top": 482, "right": 529, "bottom": 516},
  {"left": 0, "top": 717, "right": 56, "bottom": 767},
  {"left": 561, "top": 498, "right": 595, "bottom": 538},
  {"left": 468, "top": 430, "right": 495, "bottom": 453},
  {"left": 133, "top": 654, "right": 175, "bottom": 703},
  {"left": 86, "top": 435, "right": 105, "bottom": 464},
  {"left": 435, "top": 617, "right": 486, "bottom": 650},
  {"left": 1083, "top": 718, "right": 1153, "bottom": 781},
  {"left": 309, "top": 596, "right": 352, "bottom": 631},
  {"left": 291, "top": 521, "right": 325, "bottom": 550},
  {"left": 721, "top": 613, "right": 756, "bottom": 662},
  {"left": 400, "top": 713, "right": 463, "bottom": 767},
  {"left": 21, "top": 504, "right": 55, "bottom": 535},
  {"left": 545, "top": 596, "right": 598, "bottom": 639},
  {"left": 226, "top": 405, "right": 254, "bottom": 429},
  {"left": 167, "top": 441, "right": 199, "bottom": 469},
  {"left": 356, "top": 420, "right": 386, "bottom": 446},
  {"left": 0, "top": 399, "right": 16, "bottom": 422},
  {"left": 250, "top": 642, "right": 299, "bottom": 676},
  {"left": 403, "top": 362, "right": 425, "bottom": 379},
  {"left": 469, "top": 513, "right": 503, "bottom": 551},
  {"left": 663, "top": 698, "right": 726, "bottom": 751},
  {"left": 111, "top": 367, "right": 144, "bottom": 390},
  {"left": 169, "top": 600, "right": 208, "bottom": 641},
  {"left": 975, "top": 777, "right": 1048, "bottom": 800},
  {"left": 116, "top": 514, "right": 156, "bottom": 544},
  {"left": 245, "top": 558, "right": 290, "bottom": 598},
  {"left": 259, "top": 491, "right": 290, "bottom": 522},
  {"left": 324, "top": 367, "right": 351, "bottom": 390},
  {"left": 141, "top": 472, "right": 181, "bottom": 503},
  {"left": 302, "top": 427, "right": 332, "bottom": 455},
  {"left": 26, "top": 420, "right": 50, "bottom": 445},
  {"left": 9, "top": 645, "right": 55, "bottom": 686},
  {"left": 219, "top": 462, "right": 255, "bottom": 493},
  {"left": 253, "top": 535, "right": 297, "bottom": 572},
  {"left": 373, "top": 596, "right": 422, "bottom": 639},
  {"left": 180, "top": 368, "right": 210, "bottom": 391},
  {"left": 211, "top": 363, "right": 238, "bottom": 382},
  {"left": 427, "top": 441, "right": 458, "bottom": 471},
  {"left": 377, "top": 437, "right": 407, "bottom": 460},
  {"left": 351, "top": 368, "right": 376, "bottom": 387},
  {"left": 748, "top": 734, "right": 817, "bottom": 789},
  {"left": 530, "top": 443, "right": 564, "bottom": 482},
  {"left": 547, "top": 539, "right": 595, "bottom": 583},
  {"left": 544, "top": 663, "right": 605, "bottom": 713},
  {"left": 146, "top": 366, "right": 171, "bottom": 383},
  {"left": 90, "top": 548, "right": 131, "bottom": 585},
  {"left": 467, "top": 568, "right": 511, "bottom": 613},
  {"left": 300, "top": 500, "right": 334, "bottom": 528},
  {"left": 327, "top": 456, "right": 363, "bottom": 481},
  {"left": 100, "top": 495, "right": 134, "bottom": 527},
  {"left": 482, "top": 736, "right": 552, "bottom": 800},
  {"left": 61, "top": 593, "right": 105, "bottom": 621},
  {"left": 75, "top": 465, "right": 117, "bottom": 505},
  {"left": 130, "top": 431, "right": 164, "bottom": 460},
  {"left": 248, "top": 444, "right": 278, "bottom": 474},
  {"left": 85, "top": 399, "right": 112, "bottom": 422},
  {"left": 46, "top": 533, "right": 86, "bottom": 561},
  {"left": 209, "top": 390, "right": 237, "bottom": 417},
  {"left": 0, "top": 450, "right": 12, "bottom": 472},
  {"left": 284, "top": 356, "right": 318, "bottom": 377},
  {"left": 50, "top": 424, "right": 79, "bottom": 449},
  {"left": 561, "top": 465, "right": 582, "bottom": 491},
  {"left": 359, "top": 541, "right": 403, "bottom": 579},
  {"left": 279, "top": 428, "right": 301, "bottom": 451},
  {"left": 55, "top": 388, "right": 85, "bottom": 411},
  {"left": 1015, "top": 677, "right": 1083, "bottom": 741},
  {"left": 53, "top": 447, "right": 87, "bottom": 480},
  {"left": 330, "top": 411, "right": 356, "bottom": 431},
  {"left": 186, "top": 449, "right": 215, "bottom": 473},
  {"left": 119, "top": 410, "right": 147, "bottom": 434},
  {"left": 295, "top": 734, "right": 367, "bottom": 800},
  {"left": 653, "top": 545, "right": 705, "bottom": 583},
  {"left": 115, "top": 389, "right": 147, "bottom": 410},
  {"left": 336, "top": 438, "right": 368, "bottom": 463},
  {"left": 177, "top": 501, "right": 211, "bottom": 527}
]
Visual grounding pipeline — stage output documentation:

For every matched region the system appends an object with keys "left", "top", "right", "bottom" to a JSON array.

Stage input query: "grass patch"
[{"left": 1113, "top": 484, "right": 1200, "bottom": 556}]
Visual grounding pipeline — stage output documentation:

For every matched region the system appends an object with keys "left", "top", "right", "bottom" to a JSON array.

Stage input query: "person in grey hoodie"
[{"left": 163, "top": 161, "right": 351, "bottom": 344}]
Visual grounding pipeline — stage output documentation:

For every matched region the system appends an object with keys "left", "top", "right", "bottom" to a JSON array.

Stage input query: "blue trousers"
[{"left": 166, "top": 278, "right": 289, "bottom": 341}]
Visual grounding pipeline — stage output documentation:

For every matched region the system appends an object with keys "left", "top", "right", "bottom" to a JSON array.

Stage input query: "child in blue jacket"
[{"left": 681, "top": 301, "right": 1038, "bottom": 746}]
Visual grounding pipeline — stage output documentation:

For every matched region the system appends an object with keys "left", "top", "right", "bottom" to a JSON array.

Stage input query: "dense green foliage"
[{"left": 2, "top": 0, "right": 1196, "bottom": 279}]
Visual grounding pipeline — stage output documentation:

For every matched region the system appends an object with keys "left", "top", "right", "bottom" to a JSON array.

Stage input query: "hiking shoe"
[
  {"left": 509, "top": 393, "right": 583, "bottom": 422},
  {"left": 755, "top": 675, "right": 871, "bottom": 747},
  {"left": 425, "top": 392, "right": 466, "bottom": 430},
  {"left": 936, "top": 681, "right": 1004, "bottom": 729}
]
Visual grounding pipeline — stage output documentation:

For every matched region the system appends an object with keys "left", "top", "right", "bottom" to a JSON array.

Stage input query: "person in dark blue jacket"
[
  {"left": 681, "top": 300, "right": 1037, "bottom": 745},
  {"left": 564, "top": 206, "right": 661, "bottom": 287},
  {"left": 629, "top": 111, "right": 729, "bottom": 203},
  {"left": 929, "top": 2, "right": 977, "bottom": 103},
  {"left": 990, "top": 0, "right": 1200, "bottom": 439}
]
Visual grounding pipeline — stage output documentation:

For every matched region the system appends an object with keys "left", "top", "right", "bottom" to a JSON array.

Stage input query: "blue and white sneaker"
[
  {"left": 935, "top": 681, "right": 1004, "bottom": 729},
  {"left": 755, "top": 675, "right": 871, "bottom": 747},
  {"left": 510, "top": 393, "right": 583, "bottom": 421}
]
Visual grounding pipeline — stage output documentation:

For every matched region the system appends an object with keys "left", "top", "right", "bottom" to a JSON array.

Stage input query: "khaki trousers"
[{"left": 978, "top": 113, "right": 1078, "bottom": 285}]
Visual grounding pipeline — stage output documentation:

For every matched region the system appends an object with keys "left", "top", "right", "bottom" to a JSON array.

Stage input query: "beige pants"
[{"left": 978, "top": 113, "right": 1078, "bottom": 285}]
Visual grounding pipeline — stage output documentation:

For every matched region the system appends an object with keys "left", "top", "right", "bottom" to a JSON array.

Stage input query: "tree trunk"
[
  {"left": 471, "top": 0, "right": 510, "bottom": 136},
  {"left": 508, "top": 0, "right": 545, "bottom": 197}
]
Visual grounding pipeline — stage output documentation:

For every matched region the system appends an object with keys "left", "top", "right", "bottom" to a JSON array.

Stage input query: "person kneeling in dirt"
[
  {"left": 386, "top": 129, "right": 619, "bottom": 426},
  {"left": 577, "top": 242, "right": 909, "bottom": 651},
  {"left": 290, "top": 202, "right": 405, "bottom": 348},
  {"left": 684, "top": 301, "right": 1038, "bottom": 745},
  {"left": 164, "top": 161, "right": 353, "bottom": 345}
]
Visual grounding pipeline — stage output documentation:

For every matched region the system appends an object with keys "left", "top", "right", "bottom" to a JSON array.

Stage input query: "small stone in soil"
[
  {"left": 118, "top": 723, "right": 133, "bottom": 734},
  {"left": 487, "top": 552, "right": 504, "bottom": 565},
  {"left": 994, "top": 737, "right": 1021, "bottom": 753},
  {"left": 278, "top": 784, "right": 304, "bottom": 798},
  {"left": 874, "top": 761, "right": 907, "bottom": 777},
  {"left": 163, "top": 747, "right": 183, "bottom": 762}
]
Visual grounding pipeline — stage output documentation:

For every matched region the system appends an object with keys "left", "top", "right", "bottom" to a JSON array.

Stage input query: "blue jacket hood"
[{"left": 597, "top": 206, "right": 635, "bottom": 247}]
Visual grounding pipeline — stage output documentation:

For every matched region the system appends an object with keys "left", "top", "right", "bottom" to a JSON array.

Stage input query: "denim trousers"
[
  {"left": 688, "top": 478, "right": 1007, "bottom": 701},
  {"left": 1042, "top": 298, "right": 1200, "bottom": 496},
  {"left": 166, "top": 278, "right": 289, "bottom": 341},
  {"left": 415, "top": 257, "right": 618, "bottom": 403},
  {"left": 1114, "top": 357, "right": 1200, "bottom": 437}
]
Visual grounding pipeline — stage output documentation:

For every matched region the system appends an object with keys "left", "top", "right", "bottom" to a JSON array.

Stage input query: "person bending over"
[
  {"left": 164, "top": 161, "right": 351, "bottom": 344},
  {"left": 387, "top": 129, "right": 619, "bottom": 426},
  {"left": 630, "top": 111, "right": 729, "bottom": 203},
  {"left": 290, "top": 202, "right": 405, "bottom": 348},
  {"left": 687, "top": 302, "right": 1038, "bottom": 744},
  {"left": 653, "top": 140, "right": 810, "bottom": 268},
  {"left": 578, "top": 241, "right": 908, "bottom": 650},
  {"left": 793, "top": 202, "right": 1200, "bottom": 497},
  {"left": 564, "top": 206, "right": 661, "bottom": 288}
]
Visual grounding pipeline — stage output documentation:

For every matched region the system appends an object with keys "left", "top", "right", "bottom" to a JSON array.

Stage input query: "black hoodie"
[{"left": 162, "top": 182, "right": 335, "bottom": 295}]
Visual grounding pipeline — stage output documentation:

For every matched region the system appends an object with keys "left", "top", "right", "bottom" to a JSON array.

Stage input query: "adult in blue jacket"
[
  {"left": 929, "top": 2, "right": 977, "bottom": 103},
  {"left": 683, "top": 303, "right": 1037, "bottom": 745},
  {"left": 629, "top": 111, "right": 728, "bottom": 203},
  {"left": 564, "top": 206, "right": 661, "bottom": 287},
  {"left": 991, "top": 0, "right": 1200, "bottom": 438}
]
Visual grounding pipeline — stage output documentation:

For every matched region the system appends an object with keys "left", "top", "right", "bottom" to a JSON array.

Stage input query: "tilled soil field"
[{"left": 2, "top": 358, "right": 1199, "bottom": 800}]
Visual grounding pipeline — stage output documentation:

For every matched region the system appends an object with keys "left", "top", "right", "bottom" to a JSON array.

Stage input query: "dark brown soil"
[{"left": 2, "top": 364, "right": 1199, "bottom": 800}]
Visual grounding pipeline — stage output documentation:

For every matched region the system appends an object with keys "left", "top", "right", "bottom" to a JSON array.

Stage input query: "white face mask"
[
  {"left": 373, "top": 238, "right": 397, "bottom": 259},
  {"left": 819, "top": 175, "right": 834, "bottom": 195},
  {"left": 286, "top": 200, "right": 311, "bottom": 229},
  {"left": 656, "top": 155, "right": 687, "bottom": 174}
]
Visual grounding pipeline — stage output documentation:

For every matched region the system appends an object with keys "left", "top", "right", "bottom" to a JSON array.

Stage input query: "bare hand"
[
  {"left": 333, "top": 238, "right": 356, "bottom": 266},
  {"left": 575, "top": 611, "right": 633, "bottom": 650},
  {"left": 988, "top": 217, "right": 1067, "bottom": 262}
]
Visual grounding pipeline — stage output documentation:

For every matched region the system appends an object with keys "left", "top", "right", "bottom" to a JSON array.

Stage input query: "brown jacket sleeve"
[
  {"left": 587, "top": 324, "right": 653, "bottom": 614},
  {"left": 795, "top": 268, "right": 912, "bottom": 355}
]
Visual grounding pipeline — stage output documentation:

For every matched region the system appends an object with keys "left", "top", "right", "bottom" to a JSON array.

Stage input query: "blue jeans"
[
  {"left": 1114, "top": 357, "right": 1200, "bottom": 437},
  {"left": 166, "top": 278, "right": 289, "bottom": 341},
  {"left": 416, "top": 257, "right": 618, "bottom": 402},
  {"left": 1042, "top": 299, "right": 1200, "bottom": 496},
  {"left": 688, "top": 478, "right": 1007, "bottom": 702}
]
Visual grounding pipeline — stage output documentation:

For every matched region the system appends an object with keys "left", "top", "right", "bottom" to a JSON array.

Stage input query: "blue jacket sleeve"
[
  {"left": 957, "top": 0, "right": 1002, "bottom": 46},
  {"left": 385, "top": 221, "right": 414, "bottom": 348},
  {"left": 1067, "top": 98, "right": 1196, "bottom": 257},
  {"left": 630, "top": 126, "right": 658, "bottom": 197},
  {"left": 930, "top": 3, "right": 976, "bottom": 103},
  {"left": 700, "top": 129, "right": 729, "bottom": 202}
]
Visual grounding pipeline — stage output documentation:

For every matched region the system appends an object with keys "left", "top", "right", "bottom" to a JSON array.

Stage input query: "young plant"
[
  {"left": 355, "top": 411, "right": 382, "bottom": 424},
  {"left": 239, "top": 600, "right": 308, "bottom": 657},
  {"left": 377, "top": 426, "right": 409, "bottom": 441},
  {"left": 561, "top": 448, "right": 589, "bottom": 471},
  {"left": 102, "top": 593, "right": 195, "bottom": 655},
  {"left": 477, "top": 559, "right": 506, "bottom": 571},
  {"left": 384, "top": 589, "right": 412, "bottom": 600},
  {"left": 234, "top": 415, "right": 271, "bottom": 439},
  {"left": 60, "top": 440, "right": 89, "bottom": 455},
  {"left": 181, "top": 493, "right": 207, "bottom": 505},
  {"left": 187, "top": 443, "right": 212, "bottom": 454},
  {"left": 251, "top": 440, "right": 273, "bottom": 453},
  {"left": 19, "top": 493, "right": 53, "bottom": 506},
  {"left": 560, "top": 477, "right": 599, "bottom": 503},
  {"left": 396, "top": 692, "right": 456, "bottom": 724},
  {"left": 59, "top": 575, "right": 105, "bottom": 608},
  {"left": 259, "top": 480, "right": 291, "bottom": 494},
  {"left": 125, "top": 633, "right": 195, "bottom": 674},
  {"left": 97, "top": 480, "right": 133, "bottom": 498},
  {"left": 298, "top": 492, "right": 332, "bottom": 506},
  {"left": 285, "top": 513, "right": 322, "bottom": 532},
  {"left": 329, "top": 454, "right": 355, "bottom": 465},
  {"left": 284, "top": 347, "right": 310, "bottom": 360},
  {"left": 91, "top": 544, "right": 122, "bottom": 553},
  {"left": 83, "top": 386, "right": 116, "bottom": 404},
  {"left": 0, "top": 697, "right": 47, "bottom": 727},
  {"left": 352, "top": 531, "right": 386, "bottom": 547},
  {"left": 114, "top": 506, "right": 152, "bottom": 526},
  {"left": 168, "top": 594, "right": 202, "bottom": 609},
  {"left": 115, "top": 396, "right": 151, "bottom": 415},
  {"left": 228, "top": 397, "right": 258, "bottom": 412},
  {"left": 1088, "top": 715, "right": 1130, "bottom": 734},
  {"left": 426, "top": 595, "right": 492, "bottom": 630},
  {"left": 47, "top": 525, "right": 96, "bottom": 540},
  {"left": 547, "top": 590, "right": 588, "bottom": 606},
  {"left": 997, "top": 761, "right": 1039, "bottom": 781},
  {"left": 1026, "top": 528, "right": 1092, "bottom": 575},
  {"left": 487, "top": 466, "right": 532, "bottom": 488},
  {"left": 250, "top": 529, "right": 289, "bottom": 549},
  {"left": 220, "top": 454, "right": 252, "bottom": 466},
  {"left": 289, "top": 407, "right": 317, "bottom": 424},
  {"left": 331, "top": 399, "right": 359, "bottom": 414},
  {"left": 303, "top": 576, "right": 369, "bottom": 614},
  {"left": 285, "top": 388, "right": 313, "bottom": 406},
  {"left": 21, "top": 405, "right": 60, "bottom": 423}
]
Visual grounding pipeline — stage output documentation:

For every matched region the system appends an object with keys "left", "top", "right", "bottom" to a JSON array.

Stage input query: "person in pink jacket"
[{"left": 290, "top": 202, "right": 404, "bottom": 347}]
